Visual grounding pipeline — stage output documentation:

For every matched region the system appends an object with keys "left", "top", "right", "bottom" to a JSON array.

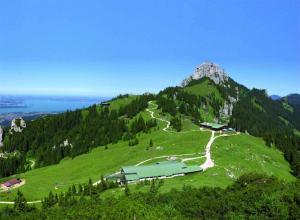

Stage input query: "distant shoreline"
[{"left": 0, "top": 105, "right": 27, "bottom": 109}]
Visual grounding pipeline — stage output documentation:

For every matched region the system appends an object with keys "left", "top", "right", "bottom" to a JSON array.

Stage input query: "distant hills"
[
  {"left": 270, "top": 95, "right": 281, "bottom": 100},
  {"left": 270, "top": 94, "right": 300, "bottom": 103},
  {"left": 284, "top": 94, "right": 300, "bottom": 107}
]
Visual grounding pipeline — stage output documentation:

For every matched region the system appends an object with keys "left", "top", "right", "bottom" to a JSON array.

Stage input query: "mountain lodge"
[
  {"left": 200, "top": 122, "right": 227, "bottom": 131},
  {"left": 107, "top": 161, "right": 202, "bottom": 184}
]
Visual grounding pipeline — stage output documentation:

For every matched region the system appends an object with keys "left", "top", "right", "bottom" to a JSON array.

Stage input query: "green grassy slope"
[
  {"left": 182, "top": 79, "right": 224, "bottom": 122},
  {"left": 141, "top": 134, "right": 295, "bottom": 193},
  {"left": 1, "top": 101, "right": 295, "bottom": 203},
  {"left": 108, "top": 95, "right": 137, "bottom": 110},
  {"left": 0, "top": 110, "right": 210, "bottom": 201},
  {"left": 183, "top": 78, "right": 222, "bottom": 101}
]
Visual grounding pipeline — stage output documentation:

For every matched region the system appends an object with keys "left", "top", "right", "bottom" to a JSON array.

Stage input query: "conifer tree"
[
  {"left": 124, "top": 184, "right": 130, "bottom": 196},
  {"left": 14, "top": 190, "right": 27, "bottom": 212},
  {"left": 149, "top": 139, "right": 153, "bottom": 148}
]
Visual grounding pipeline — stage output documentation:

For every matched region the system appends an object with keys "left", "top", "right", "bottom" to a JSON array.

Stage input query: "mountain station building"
[
  {"left": 107, "top": 161, "right": 202, "bottom": 184},
  {"left": 200, "top": 122, "right": 227, "bottom": 131}
]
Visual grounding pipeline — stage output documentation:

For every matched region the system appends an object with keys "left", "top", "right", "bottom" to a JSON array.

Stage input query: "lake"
[{"left": 0, "top": 95, "right": 108, "bottom": 114}]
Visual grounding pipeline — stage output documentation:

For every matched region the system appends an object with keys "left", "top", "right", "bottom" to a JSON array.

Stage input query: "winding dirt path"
[
  {"left": 200, "top": 131, "right": 215, "bottom": 170},
  {"left": 0, "top": 200, "right": 41, "bottom": 205},
  {"left": 146, "top": 101, "right": 201, "bottom": 133},
  {"left": 146, "top": 101, "right": 239, "bottom": 171},
  {"left": 30, "top": 159, "right": 35, "bottom": 169}
]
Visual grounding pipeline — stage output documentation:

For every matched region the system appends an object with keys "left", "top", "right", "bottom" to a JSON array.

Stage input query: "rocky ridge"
[{"left": 182, "top": 62, "right": 229, "bottom": 86}]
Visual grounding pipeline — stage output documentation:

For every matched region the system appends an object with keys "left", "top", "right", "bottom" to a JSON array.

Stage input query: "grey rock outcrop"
[
  {"left": 0, "top": 126, "right": 3, "bottom": 147},
  {"left": 182, "top": 62, "right": 229, "bottom": 86},
  {"left": 219, "top": 88, "right": 239, "bottom": 119},
  {"left": 10, "top": 117, "right": 26, "bottom": 133},
  {"left": 219, "top": 97, "right": 235, "bottom": 118}
]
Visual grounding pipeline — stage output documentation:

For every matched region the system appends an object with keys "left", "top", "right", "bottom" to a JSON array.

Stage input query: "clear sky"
[{"left": 0, "top": 0, "right": 299, "bottom": 97}]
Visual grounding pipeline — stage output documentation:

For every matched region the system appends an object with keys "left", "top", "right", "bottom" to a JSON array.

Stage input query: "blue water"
[{"left": 0, "top": 95, "right": 108, "bottom": 114}]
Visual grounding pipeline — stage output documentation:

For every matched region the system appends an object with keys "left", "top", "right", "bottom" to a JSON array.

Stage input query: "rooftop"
[
  {"left": 122, "top": 161, "right": 202, "bottom": 181},
  {"left": 200, "top": 122, "right": 227, "bottom": 129},
  {"left": 1, "top": 178, "right": 21, "bottom": 188}
]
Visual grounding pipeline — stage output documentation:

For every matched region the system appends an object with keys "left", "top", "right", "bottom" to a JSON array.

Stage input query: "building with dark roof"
[
  {"left": 1, "top": 178, "right": 22, "bottom": 188},
  {"left": 100, "top": 102, "right": 111, "bottom": 107}
]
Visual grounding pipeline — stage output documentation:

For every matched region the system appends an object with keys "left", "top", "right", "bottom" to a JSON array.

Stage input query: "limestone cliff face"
[
  {"left": 219, "top": 96, "right": 236, "bottom": 118},
  {"left": 0, "top": 126, "right": 3, "bottom": 147},
  {"left": 10, "top": 118, "right": 26, "bottom": 133},
  {"left": 182, "top": 62, "right": 229, "bottom": 86},
  {"left": 219, "top": 86, "right": 239, "bottom": 118}
]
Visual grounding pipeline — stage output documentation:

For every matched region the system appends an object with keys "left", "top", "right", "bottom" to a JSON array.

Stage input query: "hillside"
[
  {"left": 0, "top": 97, "right": 295, "bottom": 203},
  {"left": 0, "top": 62, "right": 299, "bottom": 208},
  {"left": 154, "top": 63, "right": 300, "bottom": 177},
  {"left": 284, "top": 94, "right": 300, "bottom": 106}
]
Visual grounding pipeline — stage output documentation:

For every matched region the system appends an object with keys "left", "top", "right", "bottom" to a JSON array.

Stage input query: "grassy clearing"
[
  {"left": 183, "top": 79, "right": 223, "bottom": 101},
  {"left": 108, "top": 95, "right": 137, "bottom": 110}
]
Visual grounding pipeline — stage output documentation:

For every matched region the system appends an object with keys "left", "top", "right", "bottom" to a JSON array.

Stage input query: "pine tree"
[
  {"left": 78, "top": 184, "right": 83, "bottom": 195},
  {"left": 124, "top": 184, "right": 130, "bottom": 196},
  {"left": 158, "top": 179, "right": 164, "bottom": 188},
  {"left": 149, "top": 179, "right": 157, "bottom": 194},
  {"left": 149, "top": 139, "right": 153, "bottom": 148},
  {"left": 71, "top": 184, "right": 77, "bottom": 195},
  {"left": 100, "top": 176, "right": 107, "bottom": 191},
  {"left": 14, "top": 190, "right": 27, "bottom": 212}
]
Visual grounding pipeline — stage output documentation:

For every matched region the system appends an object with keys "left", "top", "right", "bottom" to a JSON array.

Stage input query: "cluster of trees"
[
  {"left": 230, "top": 89, "right": 300, "bottom": 177},
  {"left": 41, "top": 177, "right": 118, "bottom": 209},
  {"left": 130, "top": 116, "right": 157, "bottom": 134},
  {"left": 128, "top": 138, "right": 139, "bottom": 146},
  {"left": 0, "top": 154, "right": 26, "bottom": 178},
  {"left": 125, "top": 115, "right": 157, "bottom": 146},
  {"left": 1, "top": 173, "right": 299, "bottom": 219},
  {"left": 118, "top": 94, "right": 154, "bottom": 117},
  {"left": 170, "top": 116, "right": 182, "bottom": 132},
  {"left": 0, "top": 94, "right": 154, "bottom": 177},
  {"left": 156, "top": 81, "right": 223, "bottom": 124}
]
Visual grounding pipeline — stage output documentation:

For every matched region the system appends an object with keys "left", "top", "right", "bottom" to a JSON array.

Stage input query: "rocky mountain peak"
[
  {"left": 10, "top": 117, "right": 26, "bottom": 133},
  {"left": 182, "top": 62, "right": 229, "bottom": 86}
]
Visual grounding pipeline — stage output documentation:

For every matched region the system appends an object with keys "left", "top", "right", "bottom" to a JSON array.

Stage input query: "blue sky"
[{"left": 0, "top": 0, "right": 299, "bottom": 97}]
